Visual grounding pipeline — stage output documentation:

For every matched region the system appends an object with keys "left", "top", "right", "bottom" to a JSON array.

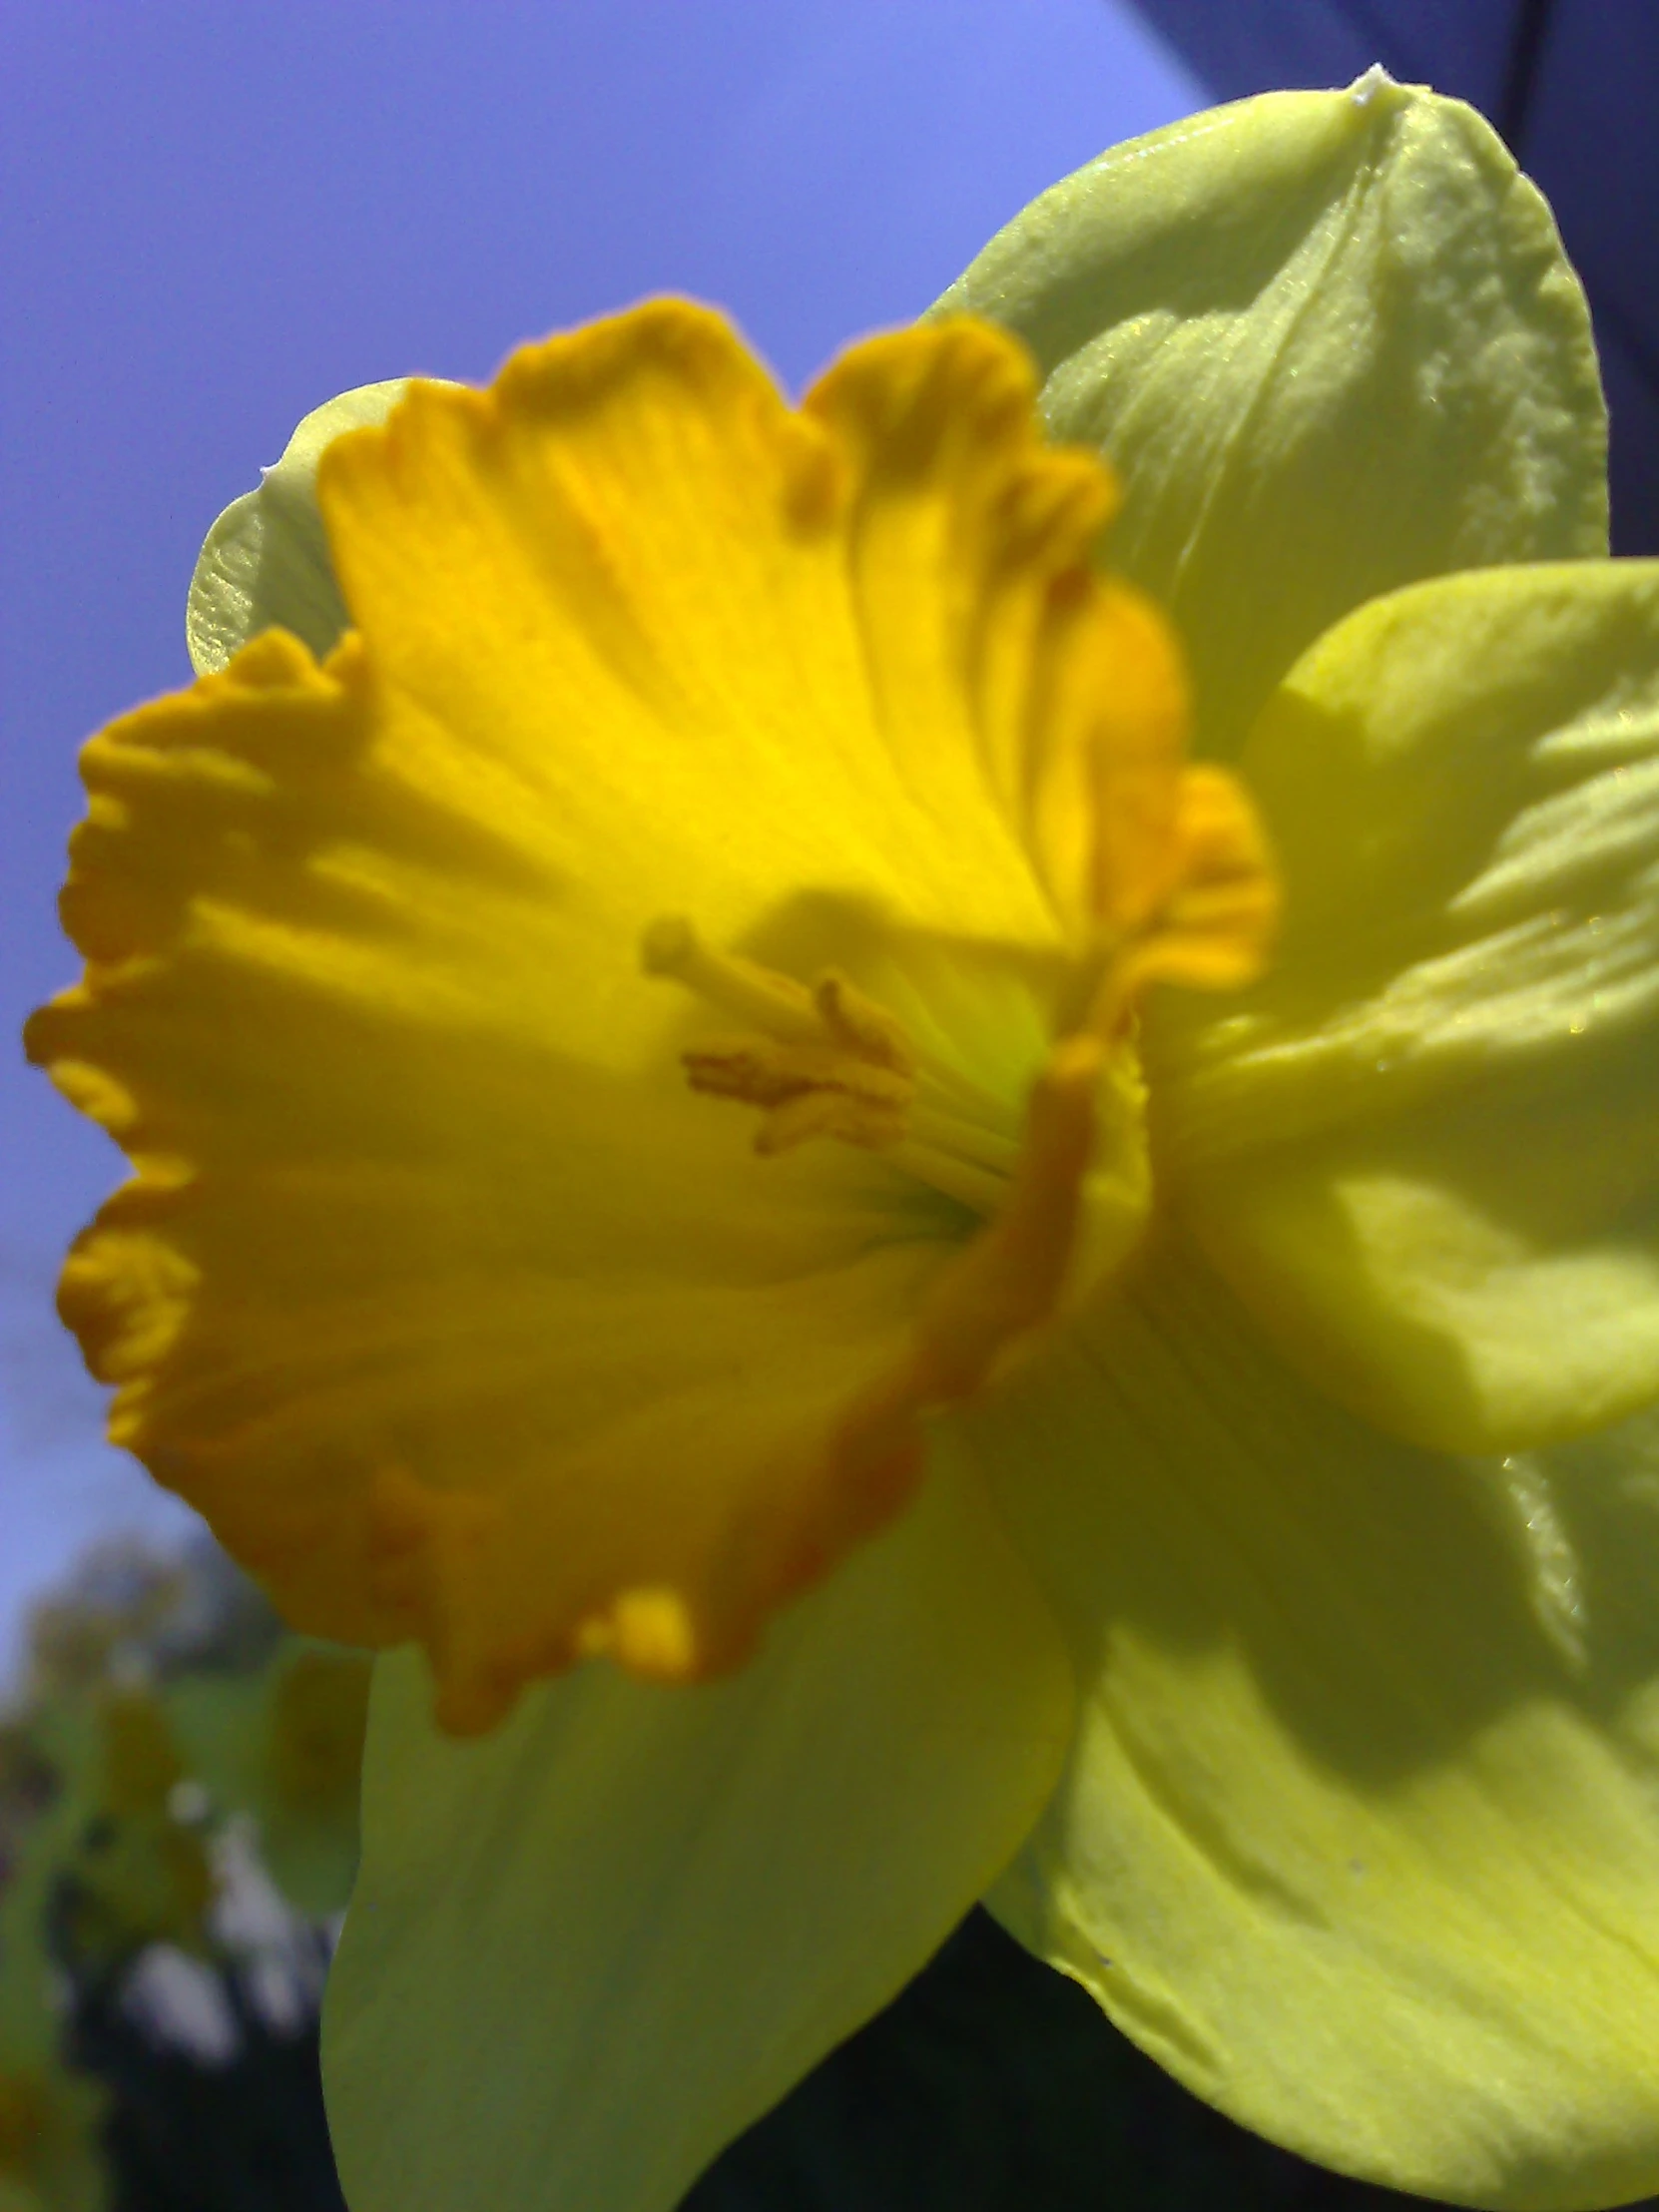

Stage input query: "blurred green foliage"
[{"left": 0, "top": 1538, "right": 366, "bottom": 2210}]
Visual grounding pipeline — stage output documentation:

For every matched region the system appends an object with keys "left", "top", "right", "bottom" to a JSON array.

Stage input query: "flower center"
[
  {"left": 641, "top": 752, "right": 1281, "bottom": 1458},
  {"left": 641, "top": 905, "right": 1158, "bottom": 1382},
  {"left": 641, "top": 914, "right": 1023, "bottom": 1216}
]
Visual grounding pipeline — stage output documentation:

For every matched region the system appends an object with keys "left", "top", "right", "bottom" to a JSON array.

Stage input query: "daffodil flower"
[{"left": 26, "top": 69, "right": 1659, "bottom": 2212}]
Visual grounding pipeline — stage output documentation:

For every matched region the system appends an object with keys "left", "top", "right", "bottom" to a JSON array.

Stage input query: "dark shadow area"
[
  {"left": 69, "top": 1977, "right": 345, "bottom": 2212},
  {"left": 690, "top": 1907, "right": 1655, "bottom": 2211}
]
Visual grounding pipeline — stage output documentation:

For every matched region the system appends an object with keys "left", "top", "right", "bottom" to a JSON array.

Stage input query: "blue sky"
[{"left": 0, "top": 0, "right": 1202, "bottom": 1679}]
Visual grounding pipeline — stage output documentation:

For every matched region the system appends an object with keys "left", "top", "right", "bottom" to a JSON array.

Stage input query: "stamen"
[
  {"left": 756, "top": 1090, "right": 906, "bottom": 1155},
  {"left": 905, "top": 1101, "right": 1022, "bottom": 1179},
  {"left": 641, "top": 915, "right": 824, "bottom": 1045},
  {"left": 882, "top": 1141, "right": 1013, "bottom": 1218},
  {"left": 576, "top": 1588, "right": 698, "bottom": 1677},
  {"left": 682, "top": 1038, "right": 910, "bottom": 1113},
  {"left": 642, "top": 912, "right": 1023, "bottom": 1212},
  {"left": 814, "top": 972, "right": 914, "bottom": 1076}
]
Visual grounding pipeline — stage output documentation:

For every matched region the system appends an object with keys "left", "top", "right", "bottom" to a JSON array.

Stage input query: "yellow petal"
[
  {"left": 938, "top": 77, "right": 1607, "bottom": 762},
  {"left": 1155, "top": 561, "right": 1659, "bottom": 1454},
  {"left": 314, "top": 301, "right": 1102, "bottom": 956},
  {"left": 28, "top": 304, "right": 1162, "bottom": 1724},
  {"left": 324, "top": 1458, "right": 1072, "bottom": 2212},
  {"left": 970, "top": 1231, "right": 1659, "bottom": 2211}
]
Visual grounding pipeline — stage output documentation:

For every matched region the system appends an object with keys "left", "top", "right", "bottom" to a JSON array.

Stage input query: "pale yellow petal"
[
  {"left": 969, "top": 1231, "right": 1659, "bottom": 2211},
  {"left": 187, "top": 378, "right": 416, "bottom": 674},
  {"left": 1155, "top": 561, "right": 1659, "bottom": 1454},
  {"left": 938, "top": 77, "right": 1607, "bottom": 762},
  {"left": 325, "top": 1456, "right": 1072, "bottom": 2212}
]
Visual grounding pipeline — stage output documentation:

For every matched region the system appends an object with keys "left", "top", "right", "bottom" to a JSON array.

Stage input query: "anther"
[
  {"left": 757, "top": 1090, "right": 907, "bottom": 1155},
  {"left": 683, "top": 1039, "right": 911, "bottom": 1115},
  {"left": 814, "top": 973, "right": 914, "bottom": 1076},
  {"left": 642, "top": 912, "right": 1026, "bottom": 1215}
]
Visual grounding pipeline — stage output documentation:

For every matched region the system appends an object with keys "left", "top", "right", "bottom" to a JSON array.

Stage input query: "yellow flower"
[{"left": 24, "top": 72, "right": 1659, "bottom": 2212}]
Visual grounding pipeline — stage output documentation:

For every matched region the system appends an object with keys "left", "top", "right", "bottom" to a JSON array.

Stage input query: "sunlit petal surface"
[
  {"left": 1155, "top": 560, "right": 1659, "bottom": 1453},
  {"left": 939, "top": 76, "right": 1607, "bottom": 762}
]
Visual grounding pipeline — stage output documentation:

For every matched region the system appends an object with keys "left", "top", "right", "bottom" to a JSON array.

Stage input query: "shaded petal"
[
  {"left": 187, "top": 380, "right": 415, "bottom": 674},
  {"left": 937, "top": 76, "right": 1607, "bottom": 760},
  {"left": 324, "top": 1457, "right": 1072, "bottom": 2212},
  {"left": 970, "top": 1232, "right": 1659, "bottom": 2211},
  {"left": 1156, "top": 561, "right": 1659, "bottom": 1453}
]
